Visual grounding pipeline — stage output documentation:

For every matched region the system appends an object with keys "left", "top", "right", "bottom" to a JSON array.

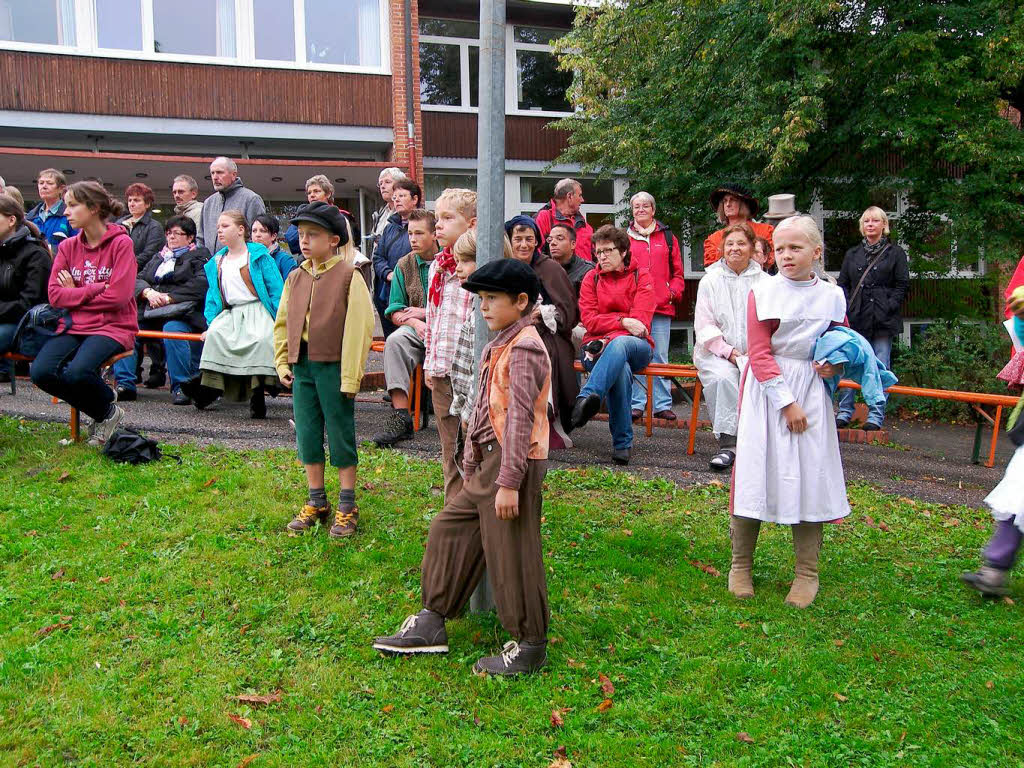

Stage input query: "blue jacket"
[
  {"left": 202, "top": 242, "right": 284, "bottom": 325},
  {"left": 269, "top": 245, "right": 297, "bottom": 281},
  {"left": 813, "top": 326, "right": 898, "bottom": 406},
  {"left": 26, "top": 200, "right": 77, "bottom": 252},
  {"left": 371, "top": 212, "right": 411, "bottom": 304},
  {"left": 284, "top": 223, "right": 300, "bottom": 259}
]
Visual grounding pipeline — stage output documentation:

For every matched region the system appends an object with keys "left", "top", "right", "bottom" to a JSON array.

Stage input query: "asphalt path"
[{"left": 1, "top": 358, "right": 1013, "bottom": 509}]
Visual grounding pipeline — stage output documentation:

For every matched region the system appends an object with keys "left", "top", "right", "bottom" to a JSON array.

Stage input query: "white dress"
[
  {"left": 693, "top": 260, "right": 766, "bottom": 438},
  {"left": 732, "top": 275, "right": 851, "bottom": 524},
  {"left": 985, "top": 445, "right": 1024, "bottom": 534}
]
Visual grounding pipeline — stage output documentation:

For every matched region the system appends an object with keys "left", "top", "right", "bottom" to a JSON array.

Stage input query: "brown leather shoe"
[
  {"left": 329, "top": 507, "right": 359, "bottom": 539},
  {"left": 654, "top": 409, "right": 677, "bottom": 421},
  {"left": 287, "top": 503, "right": 331, "bottom": 535}
]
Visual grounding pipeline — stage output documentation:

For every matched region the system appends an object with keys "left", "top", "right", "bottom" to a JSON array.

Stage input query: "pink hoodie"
[{"left": 48, "top": 223, "right": 139, "bottom": 350}]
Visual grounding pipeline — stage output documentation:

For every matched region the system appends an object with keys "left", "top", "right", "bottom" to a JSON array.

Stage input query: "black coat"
[
  {"left": 136, "top": 246, "right": 211, "bottom": 331},
  {"left": 0, "top": 225, "right": 51, "bottom": 325},
  {"left": 837, "top": 240, "right": 910, "bottom": 339},
  {"left": 119, "top": 212, "right": 166, "bottom": 269}
]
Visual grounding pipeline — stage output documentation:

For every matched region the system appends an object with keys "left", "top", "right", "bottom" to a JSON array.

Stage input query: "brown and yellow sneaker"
[
  {"left": 329, "top": 507, "right": 359, "bottom": 539},
  {"left": 287, "top": 503, "right": 331, "bottom": 535}
]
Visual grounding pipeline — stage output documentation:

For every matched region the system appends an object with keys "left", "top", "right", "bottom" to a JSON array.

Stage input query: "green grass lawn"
[{"left": 1, "top": 417, "right": 1023, "bottom": 767}]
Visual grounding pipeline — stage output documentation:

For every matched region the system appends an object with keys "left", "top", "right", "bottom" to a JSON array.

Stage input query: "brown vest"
[
  {"left": 395, "top": 252, "right": 426, "bottom": 310},
  {"left": 285, "top": 259, "right": 354, "bottom": 364},
  {"left": 486, "top": 325, "right": 551, "bottom": 460}
]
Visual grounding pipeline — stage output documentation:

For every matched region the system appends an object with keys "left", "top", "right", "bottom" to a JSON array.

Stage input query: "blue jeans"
[
  {"left": 836, "top": 334, "right": 892, "bottom": 426},
  {"left": 112, "top": 320, "right": 203, "bottom": 392},
  {"left": 581, "top": 335, "right": 653, "bottom": 450},
  {"left": 30, "top": 333, "right": 122, "bottom": 421},
  {"left": 631, "top": 314, "right": 673, "bottom": 412}
]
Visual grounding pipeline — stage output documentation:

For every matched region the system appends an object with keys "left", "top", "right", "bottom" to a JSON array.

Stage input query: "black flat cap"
[
  {"left": 290, "top": 202, "right": 349, "bottom": 243},
  {"left": 461, "top": 258, "right": 540, "bottom": 305}
]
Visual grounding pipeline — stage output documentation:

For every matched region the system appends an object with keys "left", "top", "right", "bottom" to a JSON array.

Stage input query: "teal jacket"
[{"left": 202, "top": 242, "right": 284, "bottom": 325}]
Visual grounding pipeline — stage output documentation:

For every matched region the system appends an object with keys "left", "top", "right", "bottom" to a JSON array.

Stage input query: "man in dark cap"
[
  {"left": 273, "top": 201, "right": 374, "bottom": 540},
  {"left": 373, "top": 259, "right": 554, "bottom": 677}
]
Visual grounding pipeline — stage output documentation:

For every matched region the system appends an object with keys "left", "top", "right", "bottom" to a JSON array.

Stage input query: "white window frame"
[
  {"left": 505, "top": 23, "right": 572, "bottom": 118},
  {"left": 419, "top": 19, "right": 478, "bottom": 113},
  {"left": 0, "top": 0, "right": 390, "bottom": 74},
  {"left": 512, "top": 173, "right": 624, "bottom": 227}
]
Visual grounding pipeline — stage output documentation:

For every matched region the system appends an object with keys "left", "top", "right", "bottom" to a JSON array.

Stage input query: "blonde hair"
[
  {"left": 452, "top": 229, "right": 514, "bottom": 262},
  {"left": 859, "top": 206, "right": 890, "bottom": 237},
  {"left": 774, "top": 215, "right": 823, "bottom": 251},
  {"left": 218, "top": 210, "right": 249, "bottom": 239},
  {"left": 305, "top": 174, "right": 334, "bottom": 198},
  {"left": 335, "top": 216, "right": 359, "bottom": 264},
  {"left": 435, "top": 188, "right": 477, "bottom": 221},
  {"left": 4, "top": 185, "right": 23, "bottom": 207}
]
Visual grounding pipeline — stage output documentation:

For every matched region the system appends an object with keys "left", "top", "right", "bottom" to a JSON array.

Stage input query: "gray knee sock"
[
  {"left": 338, "top": 488, "right": 356, "bottom": 511},
  {"left": 308, "top": 487, "right": 328, "bottom": 508}
]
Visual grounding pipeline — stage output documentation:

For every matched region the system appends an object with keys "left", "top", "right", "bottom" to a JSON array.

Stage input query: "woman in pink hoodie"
[{"left": 30, "top": 181, "right": 138, "bottom": 445}]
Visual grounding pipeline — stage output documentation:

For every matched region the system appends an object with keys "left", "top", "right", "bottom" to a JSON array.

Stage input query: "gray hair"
[
  {"left": 378, "top": 167, "right": 406, "bottom": 184},
  {"left": 210, "top": 156, "right": 238, "bottom": 173},
  {"left": 630, "top": 191, "right": 655, "bottom": 211},
  {"left": 173, "top": 174, "right": 198, "bottom": 192},
  {"left": 305, "top": 174, "right": 335, "bottom": 197},
  {"left": 553, "top": 178, "right": 581, "bottom": 200}
]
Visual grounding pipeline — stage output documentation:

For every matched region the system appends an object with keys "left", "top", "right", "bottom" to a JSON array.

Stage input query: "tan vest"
[
  {"left": 285, "top": 260, "right": 354, "bottom": 364},
  {"left": 395, "top": 252, "right": 426, "bottom": 310},
  {"left": 486, "top": 325, "right": 550, "bottom": 460}
]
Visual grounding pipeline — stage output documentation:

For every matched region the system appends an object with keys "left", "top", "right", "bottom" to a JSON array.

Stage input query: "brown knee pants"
[
  {"left": 421, "top": 440, "right": 549, "bottom": 644},
  {"left": 430, "top": 375, "right": 464, "bottom": 501}
]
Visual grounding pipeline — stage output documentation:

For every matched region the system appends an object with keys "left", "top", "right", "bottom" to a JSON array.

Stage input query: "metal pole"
[{"left": 469, "top": 0, "right": 506, "bottom": 615}]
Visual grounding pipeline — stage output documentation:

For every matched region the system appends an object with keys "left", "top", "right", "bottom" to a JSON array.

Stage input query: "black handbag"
[
  {"left": 142, "top": 300, "right": 195, "bottom": 321},
  {"left": 102, "top": 427, "right": 179, "bottom": 464},
  {"left": 12, "top": 303, "right": 72, "bottom": 345}
]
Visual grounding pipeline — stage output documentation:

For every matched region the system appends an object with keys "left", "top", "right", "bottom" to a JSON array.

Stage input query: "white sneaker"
[{"left": 87, "top": 404, "right": 125, "bottom": 447}]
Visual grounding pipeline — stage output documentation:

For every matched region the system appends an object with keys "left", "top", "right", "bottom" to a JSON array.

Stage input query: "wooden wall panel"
[
  {"left": 0, "top": 51, "right": 393, "bottom": 127},
  {"left": 422, "top": 112, "right": 568, "bottom": 161}
]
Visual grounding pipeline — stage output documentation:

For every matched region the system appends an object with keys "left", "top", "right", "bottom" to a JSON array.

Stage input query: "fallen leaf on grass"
[
  {"left": 178, "top": 716, "right": 188, "bottom": 726},
  {"left": 57, "top": 471, "right": 71, "bottom": 483},
  {"left": 622, "top": 529, "right": 633, "bottom": 536},
  {"left": 36, "top": 621, "right": 71, "bottom": 636},
  {"left": 227, "top": 713, "right": 251, "bottom": 729},
  {"left": 51, "top": 568, "right": 65, "bottom": 580},
  {"left": 237, "top": 755, "right": 259, "bottom": 768},
  {"left": 735, "top": 732, "right": 754, "bottom": 744},
  {"left": 687, "top": 560, "right": 721, "bottom": 578},
  {"left": 598, "top": 673, "right": 615, "bottom": 697},
  {"left": 833, "top": 639, "right": 844, "bottom": 647},
  {"left": 985, "top": 680, "right": 994, "bottom": 689},
  {"left": 203, "top": 477, "right": 217, "bottom": 487},
  {"left": 97, "top": 576, "right": 111, "bottom": 584},
  {"left": 381, "top": 705, "right": 394, "bottom": 714},
  {"left": 878, "top": 521, "right": 890, "bottom": 532},
  {"left": 1003, "top": 596, "right": 1015, "bottom": 606},
  {"left": 25, "top": 530, "right": 38, "bottom": 537},
  {"left": 549, "top": 745, "right": 572, "bottom": 768},
  {"left": 567, "top": 658, "right": 586, "bottom": 669},
  {"left": 235, "top": 690, "right": 282, "bottom": 708},
  {"left": 943, "top": 518, "right": 961, "bottom": 528},
  {"left": 596, "top": 699, "right": 613, "bottom": 713},
  {"left": 834, "top": 693, "right": 848, "bottom": 702},
  {"left": 549, "top": 709, "right": 564, "bottom": 728}
]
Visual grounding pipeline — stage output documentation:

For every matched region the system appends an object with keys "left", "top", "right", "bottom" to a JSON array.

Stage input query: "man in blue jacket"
[
  {"left": 26, "top": 168, "right": 77, "bottom": 253},
  {"left": 372, "top": 178, "right": 420, "bottom": 337}
]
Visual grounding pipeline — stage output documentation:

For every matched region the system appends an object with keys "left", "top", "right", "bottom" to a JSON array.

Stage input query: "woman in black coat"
[
  {"left": 118, "top": 182, "right": 165, "bottom": 269},
  {"left": 111, "top": 215, "right": 210, "bottom": 405},
  {"left": 0, "top": 194, "right": 51, "bottom": 381},
  {"left": 835, "top": 206, "right": 909, "bottom": 430}
]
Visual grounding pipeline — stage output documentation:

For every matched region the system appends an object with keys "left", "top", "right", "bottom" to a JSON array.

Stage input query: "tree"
[{"left": 554, "top": 0, "right": 1024, "bottom": 274}]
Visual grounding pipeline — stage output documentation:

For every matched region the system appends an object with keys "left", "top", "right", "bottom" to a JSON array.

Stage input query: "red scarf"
[{"left": 430, "top": 247, "right": 457, "bottom": 307}]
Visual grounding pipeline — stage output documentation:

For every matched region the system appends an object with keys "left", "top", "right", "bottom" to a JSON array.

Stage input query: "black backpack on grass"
[{"left": 102, "top": 428, "right": 176, "bottom": 465}]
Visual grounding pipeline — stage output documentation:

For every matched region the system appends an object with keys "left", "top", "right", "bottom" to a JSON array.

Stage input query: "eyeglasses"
[
  {"left": 166, "top": 230, "right": 188, "bottom": 238},
  {"left": 594, "top": 247, "right": 619, "bottom": 257}
]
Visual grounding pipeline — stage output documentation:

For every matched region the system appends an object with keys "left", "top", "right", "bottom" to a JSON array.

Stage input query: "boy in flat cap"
[
  {"left": 373, "top": 258, "right": 553, "bottom": 676},
  {"left": 273, "top": 201, "right": 374, "bottom": 538}
]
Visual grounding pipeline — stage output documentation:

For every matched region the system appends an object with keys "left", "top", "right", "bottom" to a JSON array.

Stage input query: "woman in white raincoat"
[{"left": 693, "top": 223, "right": 766, "bottom": 471}]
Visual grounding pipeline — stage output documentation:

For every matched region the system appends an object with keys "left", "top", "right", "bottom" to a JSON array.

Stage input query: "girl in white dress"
[{"left": 729, "top": 215, "right": 849, "bottom": 608}]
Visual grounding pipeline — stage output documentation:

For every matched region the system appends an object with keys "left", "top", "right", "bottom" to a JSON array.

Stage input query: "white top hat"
[{"left": 763, "top": 194, "right": 799, "bottom": 222}]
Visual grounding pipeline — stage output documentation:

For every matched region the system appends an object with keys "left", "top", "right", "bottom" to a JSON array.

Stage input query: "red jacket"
[
  {"left": 627, "top": 221, "right": 684, "bottom": 317},
  {"left": 49, "top": 224, "right": 139, "bottom": 351},
  {"left": 535, "top": 199, "right": 594, "bottom": 262},
  {"left": 578, "top": 260, "right": 656, "bottom": 348}
]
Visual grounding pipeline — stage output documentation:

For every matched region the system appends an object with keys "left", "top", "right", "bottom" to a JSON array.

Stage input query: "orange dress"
[{"left": 703, "top": 221, "right": 775, "bottom": 268}]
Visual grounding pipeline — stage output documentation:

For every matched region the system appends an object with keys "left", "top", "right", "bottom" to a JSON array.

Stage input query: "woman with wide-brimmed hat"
[{"left": 703, "top": 183, "right": 775, "bottom": 269}]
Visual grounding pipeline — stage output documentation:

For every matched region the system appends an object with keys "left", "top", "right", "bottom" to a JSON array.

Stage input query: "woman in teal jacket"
[{"left": 181, "top": 211, "right": 284, "bottom": 418}]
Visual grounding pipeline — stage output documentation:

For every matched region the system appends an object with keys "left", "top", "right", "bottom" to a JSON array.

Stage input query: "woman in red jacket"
[
  {"left": 570, "top": 225, "right": 656, "bottom": 465},
  {"left": 626, "top": 191, "right": 684, "bottom": 421},
  {"left": 30, "top": 181, "right": 138, "bottom": 446}
]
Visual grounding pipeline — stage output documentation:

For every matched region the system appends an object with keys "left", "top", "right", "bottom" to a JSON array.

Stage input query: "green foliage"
[
  {"left": 2, "top": 418, "right": 1024, "bottom": 765},
  {"left": 554, "top": 0, "right": 1024, "bottom": 269},
  {"left": 891, "top": 318, "right": 1010, "bottom": 419}
]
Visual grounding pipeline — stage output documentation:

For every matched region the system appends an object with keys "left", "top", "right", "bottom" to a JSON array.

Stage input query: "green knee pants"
[{"left": 292, "top": 356, "right": 357, "bottom": 468}]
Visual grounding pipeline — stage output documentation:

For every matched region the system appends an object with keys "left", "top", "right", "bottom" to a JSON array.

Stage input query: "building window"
[
  {"left": 423, "top": 173, "right": 477, "bottom": 205},
  {"left": 96, "top": 0, "right": 142, "bottom": 50},
  {"left": 0, "top": 0, "right": 76, "bottom": 46},
  {"left": 516, "top": 175, "right": 617, "bottom": 229},
  {"left": 0, "top": 0, "right": 388, "bottom": 73},
  {"left": 153, "top": 0, "right": 235, "bottom": 57},
  {"left": 510, "top": 25, "right": 571, "bottom": 114},
  {"left": 252, "top": 0, "right": 294, "bottom": 62},
  {"left": 305, "top": 0, "right": 380, "bottom": 67},
  {"left": 420, "top": 16, "right": 479, "bottom": 110}
]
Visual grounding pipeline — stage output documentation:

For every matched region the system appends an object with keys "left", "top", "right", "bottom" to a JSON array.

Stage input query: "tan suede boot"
[
  {"left": 785, "top": 523, "right": 824, "bottom": 608},
  {"left": 728, "top": 516, "right": 761, "bottom": 599}
]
